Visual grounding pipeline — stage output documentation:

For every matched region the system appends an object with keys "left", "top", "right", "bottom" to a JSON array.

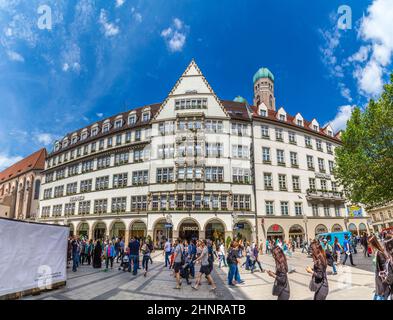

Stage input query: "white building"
[{"left": 37, "top": 60, "right": 369, "bottom": 246}]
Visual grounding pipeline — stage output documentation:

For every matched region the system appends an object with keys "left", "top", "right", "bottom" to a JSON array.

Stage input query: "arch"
[
  {"left": 204, "top": 218, "right": 226, "bottom": 242},
  {"left": 331, "top": 224, "right": 343, "bottom": 232},
  {"left": 234, "top": 220, "right": 253, "bottom": 242},
  {"left": 153, "top": 218, "right": 172, "bottom": 249},
  {"left": 267, "top": 224, "right": 285, "bottom": 241},
  {"left": 178, "top": 218, "right": 200, "bottom": 242},
  {"left": 93, "top": 221, "right": 107, "bottom": 240},
  {"left": 315, "top": 224, "right": 328, "bottom": 235},
  {"left": 110, "top": 220, "right": 126, "bottom": 240},
  {"left": 129, "top": 220, "right": 147, "bottom": 239},
  {"left": 77, "top": 222, "right": 89, "bottom": 238},
  {"left": 289, "top": 224, "right": 305, "bottom": 246},
  {"left": 358, "top": 223, "right": 367, "bottom": 235},
  {"left": 348, "top": 223, "right": 358, "bottom": 235}
]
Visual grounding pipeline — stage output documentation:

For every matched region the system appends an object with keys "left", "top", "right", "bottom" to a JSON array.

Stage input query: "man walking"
[
  {"left": 173, "top": 238, "right": 184, "bottom": 289},
  {"left": 164, "top": 238, "right": 172, "bottom": 268},
  {"left": 192, "top": 240, "right": 217, "bottom": 291},
  {"left": 128, "top": 237, "right": 140, "bottom": 275},
  {"left": 342, "top": 234, "right": 356, "bottom": 266}
]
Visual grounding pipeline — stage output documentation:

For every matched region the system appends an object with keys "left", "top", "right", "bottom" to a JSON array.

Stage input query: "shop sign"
[{"left": 70, "top": 196, "right": 85, "bottom": 203}]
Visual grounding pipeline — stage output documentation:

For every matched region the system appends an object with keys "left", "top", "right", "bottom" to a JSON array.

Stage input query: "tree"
[{"left": 335, "top": 74, "right": 393, "bottom": 208}]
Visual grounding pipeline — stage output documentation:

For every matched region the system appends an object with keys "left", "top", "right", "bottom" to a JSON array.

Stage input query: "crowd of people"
[{"left": 66, "top": 230, "right": 393, "bottom": 300}]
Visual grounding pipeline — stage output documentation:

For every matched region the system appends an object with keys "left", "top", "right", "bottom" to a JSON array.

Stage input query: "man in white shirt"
[
  {"left": 163, "top": 239, "right": 172, "bottom": 268},
  {"left": 218, "top": 242, "right": 227, "bottom": 268}
]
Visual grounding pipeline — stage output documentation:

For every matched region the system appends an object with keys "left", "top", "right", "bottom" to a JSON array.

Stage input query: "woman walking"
[
  {"left": 267, "top": 246, "right": 290, "bottom": 300},
  {"left": 141, "top": 240, "right": 151, "bottom": 277},
  {"left": 93, "top": 240, "right": 102, "bottom": 269},
  {"left": 333, "top": 237, "right": 342, "bottom": 265},
  {"left": 104, "top": 241, "right": 116, "bottom": 271},
  {"left": 307, "top": 241, "right": 329, "bottom": 300},
  {"left": 368, "top": 235, "right": 391, "bottom": 300}
]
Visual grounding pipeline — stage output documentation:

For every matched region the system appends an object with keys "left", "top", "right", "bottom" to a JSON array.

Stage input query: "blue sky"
[{"left": 0, "top": 0, "right": 392, "bottom": 170}]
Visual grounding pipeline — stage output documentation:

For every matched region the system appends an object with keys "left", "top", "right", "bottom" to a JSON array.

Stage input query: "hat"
[{"left": 323, "top": 239, "right": 327, "bottom": 242}]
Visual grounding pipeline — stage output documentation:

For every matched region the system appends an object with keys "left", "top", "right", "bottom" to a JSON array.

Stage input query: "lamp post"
[
  {"left": 165, "top": 213, "right": 172, "bottom": 241},
  {"left": 303, "top": 214, "right": 309, "bottom": 244},
  {"left": 232, "top": 212, "right": 238, "bottom": 240}
]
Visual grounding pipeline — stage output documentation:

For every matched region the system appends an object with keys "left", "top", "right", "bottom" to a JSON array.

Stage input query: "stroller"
[
  {"left": 118, "top": 254, "right": 130, "bottom": 272},
  {"left": 180, "top": 256, "right": 193, "bottom": 285}
]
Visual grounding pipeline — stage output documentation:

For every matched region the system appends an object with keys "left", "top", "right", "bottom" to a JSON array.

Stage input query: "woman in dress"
[
  {"left": 93, "top": 240, "right": 102, "bottom": 268},
  {"left": 267, "top": 245, "right": 290, "bottom": 300},
  {"left": 306, "top": 240, "right": 329, "bottom": 300}
]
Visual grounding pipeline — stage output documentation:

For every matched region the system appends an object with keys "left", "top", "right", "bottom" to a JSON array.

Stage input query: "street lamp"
[{"left": 303, "top": 214, "right": 309, "bottom": 244}]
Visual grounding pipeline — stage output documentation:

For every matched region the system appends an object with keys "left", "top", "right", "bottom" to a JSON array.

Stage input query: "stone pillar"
[
  {"left": 199, "top": 230, "right": 205, "bottom": 240},
  {"left": 172, "top": 230, "right": 179, "bottom": 240},
  {"left": 88, "top": 228, "right": 93, "bottom": 241},
  {"left": 124, "top": 229, "right": 130, "bottom": 245}
]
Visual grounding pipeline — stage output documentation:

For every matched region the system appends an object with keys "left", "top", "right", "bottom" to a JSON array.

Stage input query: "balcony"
[
  {"left": 176, "top": 181, "right": 205, "bottom": 190},
  {"left": 306, "top": 189, "right": 345, "bottom": 202}
]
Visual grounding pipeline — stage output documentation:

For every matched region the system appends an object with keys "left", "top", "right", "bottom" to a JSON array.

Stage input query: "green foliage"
[
  {"left": 226, "top": 236, "right": 232, "bottom": 248},
  {"left": 335, "top": 74, "right": 393, "bottom": 208}
]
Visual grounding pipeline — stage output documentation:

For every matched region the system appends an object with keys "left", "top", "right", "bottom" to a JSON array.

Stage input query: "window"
[
  {"left": 114, "top": 119, "right": 123, "bottom": 129},
  {"left": 318, "top": 158, "right": 325, "bottom": 173},
  {"left": 131, "top": 196, "right": 148, "bottom": 211},
  {"left": 158, "top": 144, "right": 175, "bottom": 159},
  {"left": 45, "top": 173, "right": 54, "bottom": 183},
  {"left": 221, "top": 195, "right": 227, "bottom": 210},
  {"left": 276, "top": 149, "right": 285, "bottom": 165},
  {"left": 132, "top": 170, "right": 149, "bottom": 185},
  {"left": 265, "top": 201, "right": 274, "bottom": 215},
  {"left": 56, "top": 168, "right": 65, "bottom": 180},
  {"left": 41, "top": 206, "right": 51, "bottom": 217},
  {"left": 292, "top": 176, "right": 301, "bottom": 191},
  {"left": 275, "top": 128, "right": 283, "bottom": 141},
  {"left": 205, "top": 120, "right": 223, "bottom": 133},
  {"left": 83, "top": 145, "right": 89, "bottom": 155},
  {"left": 261, "top": 125, "right": 270, "bottom": 138},
  {"left": 323, "top": 204, "right": 330, "bottom": 216},
  {"left": 279, "top": 114, "right": 286, "bottom": 121},
  {"left": 288, "top": 131, "right": 296, "bottom": 144},
  {"left": 294, "top": 202, "right": 303, "bottom": 216},
  {"left": 142, "top": 112, "right": 150, "bottom": 122},
  {"left": 82, "top": 160, "right": 94, "bottom": 173},
  {"left": 43, "top": 188, "right": 52, "bottom": 199},
  {"left": 305, "top": 136, "right": 312, "bottom": 148},
  {"left": 156, "top": 168, "right": 174, "bottom": 183},
  {"left": 115, "top": 152, "right": 129, "bottom": 165},
  {"left": 316, "top": 139, "right": 323, "bottom": 151},
  {"left": 313, "top": 124, "right": 319, "bottom": 131},
  {"left": 33, "top": 180, "right": 41, "bottom": 200},
  {"left": 125, "top": 131, "right": 131, "bottom": 142},
  {"left": 280, "top": 202, "right": 289, "bottom": 216},
  {"left": 262, "top": 147, "right": 271, "bottom": 163},
  {"left": 326, "top": 143, "right": 333, "bottom": 154},
  {"left": 312, "top": 204, "right": 319, "bottom": 216},
  {"left": 80, "top": 179, "right": 92, "bottom": 193},
  {"left": 135, "top": 129, "right": 141, "bottom": 141},
  {"left": 64, "top": 203, "right": 75, "bottom": 215},
  {"left": 53, "top": 205, "right": 62, "bottom": 217},
  {"left": 233, "top": 194, "right": 251, "bottom": 211},
  {"left": 96, "top": 176, "right": 109, "bottom": 190},
  {"left": 54, "top": 186, "right": 64, "bottom": 198},
  {"left": 307, "top": 155, "right": 314, "bottom": 170},
  {"left": 68, "top": 164, "right": 79, "bottom": 176},
  {"left": 97, "top": 156, "right": 111, "bottom": 169},
  {"left": 175, "top": 98, "right": 208, "bottom": 110},
  {"left": 309, "top": 178, "right": 316, "bottom": 190},
  {"left": 113, "top": 173, "right": 128, "bottom": 188},
  {"left": 331, "top": 181, "right": 338, "bottom": 192},
  {"left": 232, "top": 145, "right": 249, "bottom": 159},
  {"left": 260, "top": 109, "right": 267, "bottom": 117},
  {"left": 278, "top": 174, "right": 287, "bottom": 191},
  {"left": 232, "top": 168, "right": 251, "bottom": 184},
  {"left": 111, "top": 197, "right": 127, "bottom": 213},
  {"left": 107, "top": 137, "right": 113, "bottom": 147},
  {"left": 263, "top": 173, "right": 273, "bottom": 189},
  {"left": 81, "top": 132, "right": 88, "bottom": 140},
  {"left": 232, "top": 123, "right": 249, "bottom": 136},
  {"left": 329, "top": 160, "right": 334, "bottom": 174},
  {"left": 205, "top": 143, "right": 223, "bottom": 158},
  {"left": 297, "top": 119, "right": 303, "bottom": 126},
  {"left": 320, "top": 179, "right": 327, "bottom": 191},
  {"left": 205, "top": 167, "right": 224, "bottom": 182},
  {"left": 133, "top": 148, "right": 145, "bottom": 162},
  {"left": 78, "top": 201, "right": 91, "bottom": 215},
  {"left": 186, "top": 167, "right": 193, "bottom": 180},
  {"left": 335, "top": 206, "right": 341, "bottom": 217},
  {"left": 115, "top": 134, "right": 122, "bottom": 145},
  {"left": 290, "top": 152, "right": 298, "bottom": 167},
  {"left": 94, "top": 199, "right": 108, "bottom": 214},
  {"left": 103, "top": 124, "right": 110, "bottom": 133},
  {"left": 128, "top": 115, "right": 136, "bottom": 125}
]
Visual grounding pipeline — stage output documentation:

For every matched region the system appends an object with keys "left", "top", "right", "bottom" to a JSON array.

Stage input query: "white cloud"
[
  {"left": 34, "top": 133, "right": 56, "bottom": 146},
  {"left": 99, "top": 9, "right": 119, "bottom": 37},
  {"left": 0, "top": 153, "right": 23, "bottom": 171},
  {"left": 116, "top": 0, "right": 125, "bottom": 7},
  {"left": 327, "top": 105, "right": 354, "bottom": 132},
  {"left": 161, "top": 18, "right": 188, "bottom": 52},
  {"left": 96, "top": 112, "right": 104, "bottom": 118},
  {"left": 6, "top": 50, "right": 24, "bottom": 62},
  {"left": 351, "top": 0, "right": 393, "bottom": 97}
]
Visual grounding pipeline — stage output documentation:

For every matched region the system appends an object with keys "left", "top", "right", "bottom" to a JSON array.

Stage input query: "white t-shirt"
[{"left": 164, "top": 241, "right": 171, "bottom": 253}]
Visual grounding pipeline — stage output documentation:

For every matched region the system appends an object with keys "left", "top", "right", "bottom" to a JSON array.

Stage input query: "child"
[{"left": 118, "top": 253, "right": 130, "bottom": 272}]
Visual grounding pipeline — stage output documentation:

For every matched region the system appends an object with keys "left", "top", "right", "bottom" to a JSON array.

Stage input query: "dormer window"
[
  {"left": 260, "top": 110, "right": 267, "bottom": 117},
  {"left": 114, "top": 119, "right": 123, "bottom": 129},
  {"left": 91, "top": 127, "right": 98, "bottom": 136},
  {"left": 81, "top": 132, "right": 88, "bottom": 140},
  {"left": 142, "top": 112, "right": 150, "bottom": 122},
  {"left": 54, "top": 143, "right": 60, "bottom": 151},
  {"left": 328, "top": 130, "right": 333, "bottom": 136},
  {"left": 71, "top": 136, "right": 78, "bottom": 144},
  {"left": 128, "top": 115, "right": 136, "bottom": 125},
  {"left": 313, "top": 125, "right": 319, "bottom": 131},
  {"left": 279, "top": 114, "right": 286, "bottom": 121},
  {"left": 62, "top": 140, "right": 69, "bottom": 148},
  {"left": 297, "top": 119, "right": 303, "bottom": 126},
  {"left": 103, "top": 124, "right": 110, "bottom": 133}
]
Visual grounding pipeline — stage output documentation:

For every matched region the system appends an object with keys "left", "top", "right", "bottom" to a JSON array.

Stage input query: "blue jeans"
[
  {"left": 190, "top": 259, "right": 195, "bottom": 277},
  {"left": 129, "top": 255, "right": 138, "bottom": 274},
  {"left": 218, "top": 255, "right": 227, "bottom": 268},
  {"left": 72, "top": 253, "right": 79, "bottom": 272},
  {"left": 332, "top": 262, "right": 337, "bottom": 273},
  {"left": 228, "top": 263, "right": 237, "bottom": 284},
  {"left": 165, "top": 251, "right": 171, "bottom": 267},
  {"left": 374, "top": 294, "right": 386, "bottom": 300}
]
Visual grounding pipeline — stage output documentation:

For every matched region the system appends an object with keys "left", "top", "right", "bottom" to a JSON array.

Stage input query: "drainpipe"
[{"left": 250, "top": 116, "right": 259, "bottom": 245}]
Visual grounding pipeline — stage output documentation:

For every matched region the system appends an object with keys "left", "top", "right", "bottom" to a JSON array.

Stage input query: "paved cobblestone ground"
[{"left": 24, "top": 247, "right": 376, "bottom": 300}]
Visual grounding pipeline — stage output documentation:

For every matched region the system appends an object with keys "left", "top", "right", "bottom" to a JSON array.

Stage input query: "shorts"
[
  {"left": 174, "top": 262, "right": 182, "bottom": 273},
  {"left": 200, "top": 265, "right": 211, "bottom": 276}
]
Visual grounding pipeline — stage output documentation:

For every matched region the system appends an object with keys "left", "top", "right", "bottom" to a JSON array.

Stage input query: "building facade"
[
  {"left": 0, "top": 148, "right": 46, "bottom": 220},
  {"left": 368, "top": 203, "right": 393, "bottom": 233},
  {"left": 37, "top": 60, "right": 369, "bottom": 246}
]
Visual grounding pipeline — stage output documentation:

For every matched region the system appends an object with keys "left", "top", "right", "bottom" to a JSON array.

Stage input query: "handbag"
[
  {"left": 309, "top": 275, "right": 319, "bottom": 292},
  {"left": 272, "top": 279, "right": 282, "bottom": 296}
]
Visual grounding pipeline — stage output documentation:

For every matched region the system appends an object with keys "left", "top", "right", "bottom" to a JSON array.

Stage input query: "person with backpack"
[
  {"left": 192, "top": 240, "right": 217, "bottom": 292},
  {"left": 141, "top": 239, "right": 151, "bottom": 277},
  {"left": 322, "top": 238, "right": 337, "bottom": 275},
  {"left": 172, "top": 238, "right": 184, "bottom": 289},
  {"left": 368, "top": 235, "right": 391, "bottom": 300},
  {"left": 342, "top": 234, "right": 356, "bottom": 266},
  {"left": 251, "top": 242, "right": 265, "bottom": 273}
]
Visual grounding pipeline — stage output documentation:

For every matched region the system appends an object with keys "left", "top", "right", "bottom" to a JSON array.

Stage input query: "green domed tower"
[
  {"left": 253, "top": 67, "right": 276, "bottom": 110},
  {"left": 233, "top": 96, "right": 248, "bottom": 104}
]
